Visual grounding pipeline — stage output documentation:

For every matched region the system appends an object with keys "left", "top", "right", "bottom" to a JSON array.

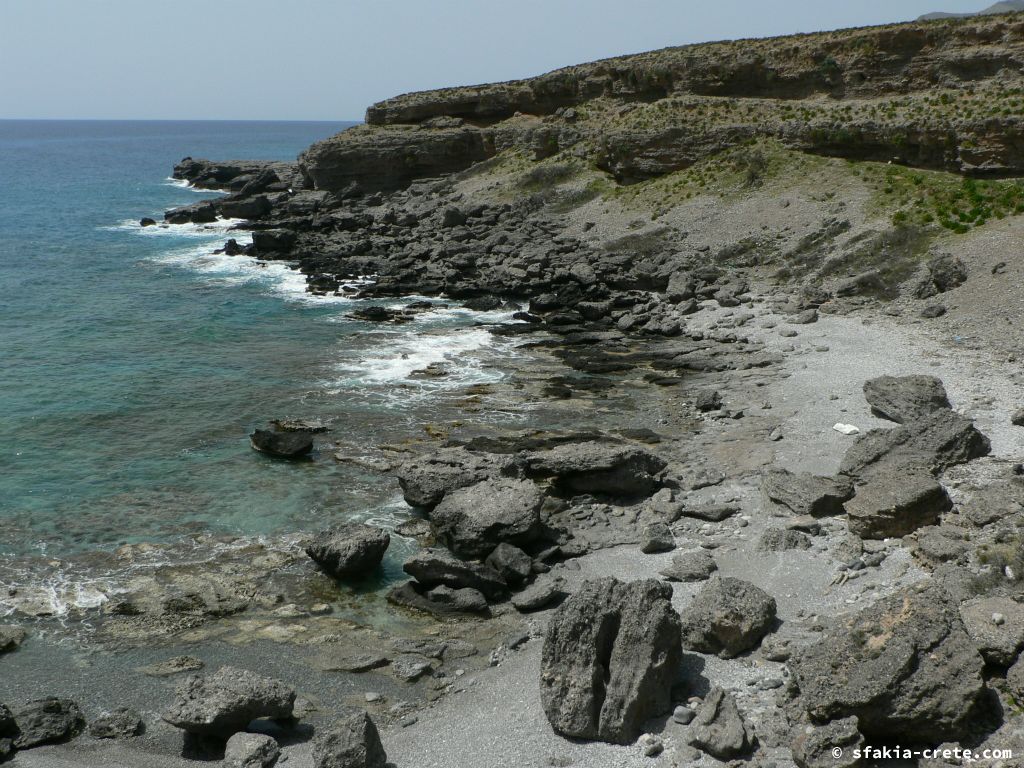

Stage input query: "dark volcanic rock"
[
  {"left": 165, "top": 200, "right": 217, "bottom": 225},
  {"left": 760, "top": 469, "right": 854, "bottom": 517},
  {"left": 839, "top": 409, "right": 990, "bottom": 481},
  {"left": 424, "top": 585, "right": 489, "bottom": 614},
  {"left": 862, "top": 375, "right": 952, "bottom": 424},
  {"left": 640, "top": 521, "right": 675, "bottom": 553},
  {"left": 218, "top": 195, "right": 272, "bottom": 221},
  {"left": 687, "top": 687, "right": 756, "bottom": 760},
  {"left": 844, "top": 470, "right": 952, "bottom": 539},
  {"left": 512, "top": 576, "right": 568, "bottom": 612},
  {"left": 402, "top": 549, "right": 508, "bottom": 600},
  {"left": 429, "top": 477, "right": 544, "bottom": 558},
  {"left": 679, "top": 577, "right": 776, "bottom": 658},
  {"left": 540, "top": 578, "right": 682, "bottom": 744},
  {"left": 12, "top": 698, "right": 84, "bottom": 749},
  {"left": 250, "top": 429, "right": 314, "bottom": 459},
  {"left": 162, "top": 666, "right": 296, "bottom": 737},
  {"left": 311, "top": 709, "right": 387, "bottom": 768},
  {"left": 484, "top": 542, "right": 533, "bottom": 586},
  {"left": 790, "top": 586, "right": 985, "bottom": 742},
  {"left": 526, "top": 442, "right": 666, "bottom": 498},
  {"left": 306, "top": 525, "right": 391, "bottom": 578}
]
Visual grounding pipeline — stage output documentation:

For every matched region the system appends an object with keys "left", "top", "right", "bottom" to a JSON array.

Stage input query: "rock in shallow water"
[
  {"left": 540, "top": 577, "right": 681, "bottom": 744},
  {"left": 162, "top": 666, "right": 296, "bottom": 737},
  {"left": 305, "top": 524, "right": 390, "bottom": 578},
  {"left": 250, "top": 429, "right": 313, "bottom": 459}
]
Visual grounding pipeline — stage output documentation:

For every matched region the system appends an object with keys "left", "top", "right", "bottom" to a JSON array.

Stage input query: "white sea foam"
[{"left": 164, "top": 177, "right": 225, "bottom": 194}]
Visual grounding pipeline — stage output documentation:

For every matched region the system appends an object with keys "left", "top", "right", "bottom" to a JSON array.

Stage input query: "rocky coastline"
[{"left": 6, "top": 11, "right": 1024, "bottom": 768}]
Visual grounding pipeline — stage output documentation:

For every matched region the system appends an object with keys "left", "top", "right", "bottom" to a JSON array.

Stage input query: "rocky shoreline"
[{"left": 7, "top": 11, "right": 1024, "bottom": 768}]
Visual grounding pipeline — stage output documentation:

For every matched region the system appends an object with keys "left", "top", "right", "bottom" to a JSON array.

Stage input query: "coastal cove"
[{"left": 0, "top": 120, "right": 532, "bottom": 610}]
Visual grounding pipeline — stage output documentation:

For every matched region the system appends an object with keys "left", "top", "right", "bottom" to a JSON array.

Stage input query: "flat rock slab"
[
  {"left": 845, "top": 471, "right": 951, "bottom": 539},
  {"left": 863, "top": 375, "right": 951, "bottom": 424},
  {"left": 959, "top": 596, "right": 1024, "bottom": 666},
  {"left": 760, "top": 469, "right": 854, "bottom": 517}
]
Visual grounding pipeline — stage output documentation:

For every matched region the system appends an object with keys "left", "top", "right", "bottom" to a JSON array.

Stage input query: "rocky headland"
[{"left": 7, "top": 10, "right": 1024, "bottom": 768}]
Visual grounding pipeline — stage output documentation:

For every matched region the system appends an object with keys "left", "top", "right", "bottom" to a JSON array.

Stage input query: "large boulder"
[
  {"left": 863, "top": 375, "right": 952, "bottom": 424},
  {"left": 484, "top": 543, "right": 533, "bottom": 586},
  {"left": 311, "top": 709, "right": 387, "bottom": 768},
  {"left": 679, "top": 577, "right": 777, "bottom": 658},
  {"left": 844, "top": 470, "right": 952, "bottom": 539},
  {"left": 839, "top": 410, "right": 990, "bottom": 481},
  {"left": 790, "top": 586, "right": 985, "bottom": 742},
  {"left": 540, "top": 578, "right": 682, "bottom": 744},
  {"left": 760, "top": 469, "right": 854, "bottom": 517},
  {"left": 162, "top": 667, "right": 296, "bottom": 737},
  {"left": 525, "top": 442, "right": 667, "bottom": 497},
  {"left": 395, "top": 448, "right": 518, "bottom": 509},
  {"left": 12, "top": 698, "right": 84, "bottom": 749},
  {"left": 429, "top": 478, "right": 543, "bottom": 558},
  {"left": 250, "top": 429, "right": 313, "bottom": 459},
  {"left": 306, "top": 525, "right": 390, "bottom": 578},
  {"left": 959, "top": 596, "right": 1024, "bottom": 667},
  {"left": 401, "top": 549, "right": 508, "bottom": 601},
  {"left": 687, "top": 687, "right": 756, "bottom": 760}
]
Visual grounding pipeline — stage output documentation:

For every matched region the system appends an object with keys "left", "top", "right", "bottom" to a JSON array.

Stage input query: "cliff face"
[{"left": 299, "top": 13, "right": 1024, "bottom": 194}]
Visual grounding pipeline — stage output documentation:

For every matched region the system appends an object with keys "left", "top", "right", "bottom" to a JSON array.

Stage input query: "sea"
[{"left": 0, "top": 120, "right": 529, "bottom": 616}]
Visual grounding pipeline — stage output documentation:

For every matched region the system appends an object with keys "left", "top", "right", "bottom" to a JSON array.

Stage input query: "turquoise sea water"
[{"left": 0, "top": 121, "right": 521, "bottom": 581}]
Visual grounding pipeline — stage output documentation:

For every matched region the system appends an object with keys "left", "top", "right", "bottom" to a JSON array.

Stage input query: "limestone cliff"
[{"left": 298, "top": 13, "right": 1024, "bottom": 194}]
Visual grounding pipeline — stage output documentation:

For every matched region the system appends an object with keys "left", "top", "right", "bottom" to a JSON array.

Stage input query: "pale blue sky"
[{"left": 0, "top": 1, "right": 991, "bottom": 120}]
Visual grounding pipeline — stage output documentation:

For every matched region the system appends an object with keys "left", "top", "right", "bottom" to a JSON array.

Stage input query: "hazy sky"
[{"left": 0, "top": 1, "right": 993, "bottom": 120}]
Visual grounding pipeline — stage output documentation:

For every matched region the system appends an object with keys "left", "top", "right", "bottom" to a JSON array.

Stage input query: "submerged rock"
[
  {"left": 306, "top": 525, "right": 390, "bottom": 578},
  {"left": 540, "top": 578, "right": 681, "bottom": 744},
  {"left": 250, "top": 429, "right": 314, "bottom": 459},
  {"left": 162, "top": 666, "right": 296, "bottom": 737},
  {"left": 0, "top": 627, "right": 26, "bottom": 655}
]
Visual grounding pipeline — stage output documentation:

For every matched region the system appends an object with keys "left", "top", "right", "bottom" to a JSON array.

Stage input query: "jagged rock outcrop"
[
  {"left": 790, "top": 586, "right": 985, "bottom": 742},
  {"left": 540, "top": 578, "right": 682, "bottom": 744}
]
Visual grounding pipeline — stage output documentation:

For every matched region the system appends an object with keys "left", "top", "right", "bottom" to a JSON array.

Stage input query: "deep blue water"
[{"left": 0, "top": 121, "right": 518, "bottom": 576}]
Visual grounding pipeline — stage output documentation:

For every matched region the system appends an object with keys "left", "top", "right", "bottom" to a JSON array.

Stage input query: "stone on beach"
[
  {"left": 863, "top": 375, "right": 951, "bottom": 424},
  {"left": 162, "top": 666, "right": 296, "bottom": 737},
  {"left": 12, "top": 698, "right": 85, "bottom": 749},
  {"left": 760, "top": 469, "right": 854, "bottom": 518},
  {"left": 540, "top": 578, "right": 681, "bottom": 744},
  {"left": 844, "top": 470, "right": 952, "bottom": 539},
  {"left": 679, "top": 576, "right": 776, "bottom": 658},
  {"left": 311, "top": 709, "right": 387, "bottom": 768}
]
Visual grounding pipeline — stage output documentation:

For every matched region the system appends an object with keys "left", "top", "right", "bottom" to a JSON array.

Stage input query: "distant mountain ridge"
[{"left": 919, "top": 1, "right": 1024, "bottom": 21}]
